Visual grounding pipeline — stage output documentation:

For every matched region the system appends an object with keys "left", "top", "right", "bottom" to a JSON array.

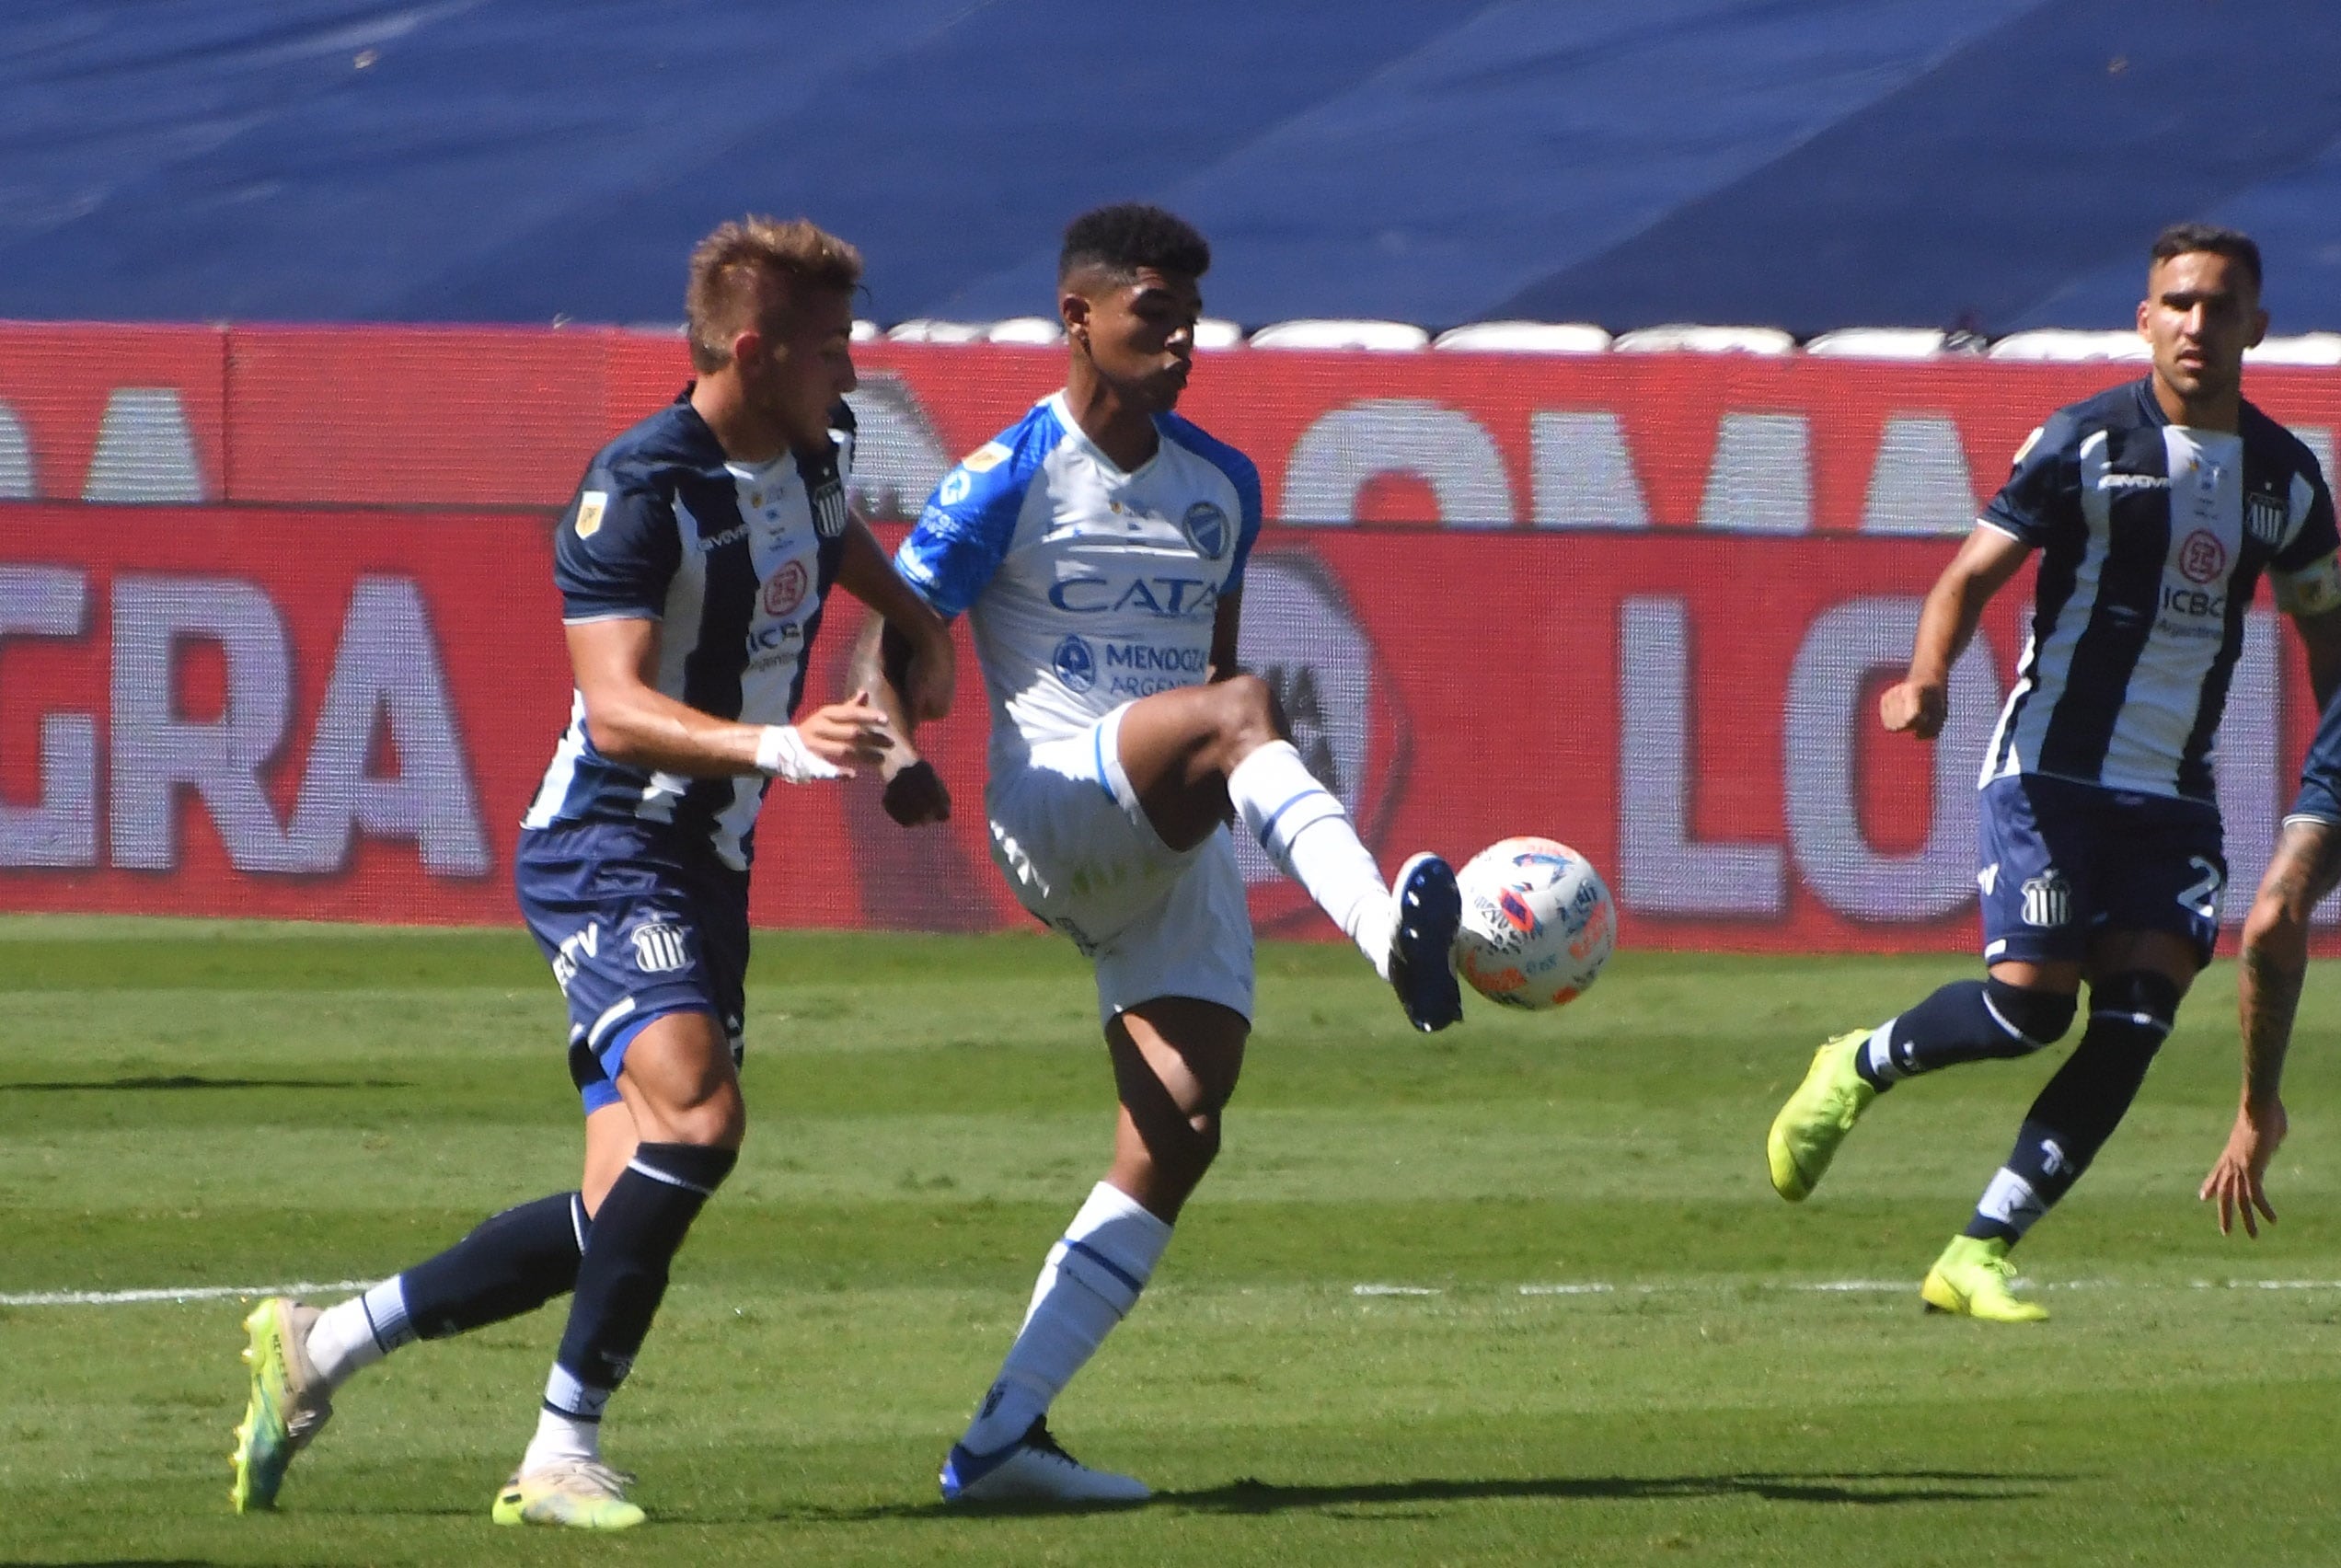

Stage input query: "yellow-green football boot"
[
  {"left": 1921, "top": 1234, "right": 2048, "bottom": 1322},
  {"left": 230, "top": 1297, "right": 332, "bottom": 1513},
  {"left": 491, "top": 1460, "right": 647, "bottom": 1529},
  {"left": 1766, "top": 1030, "right": 1878, "bottom": 1202}
]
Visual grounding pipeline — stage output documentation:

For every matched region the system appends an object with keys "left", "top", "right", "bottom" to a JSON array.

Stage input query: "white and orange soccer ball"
[{"left": 1451, "top": 836, "right": 1616, "bottom": 1010}]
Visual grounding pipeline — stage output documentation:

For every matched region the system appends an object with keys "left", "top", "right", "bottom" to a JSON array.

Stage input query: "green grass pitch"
[{"left": 5, "top": 917, "right": 2341, "bottom": 1566}]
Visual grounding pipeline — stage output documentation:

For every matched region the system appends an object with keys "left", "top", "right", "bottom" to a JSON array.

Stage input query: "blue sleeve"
[
  {"left": 1979, "top": 408, "right": 2078, "bottom": 548},
  {"left": 552, "top": 467, "right": 679, "bottom": 621},
  {"left": 894, "top": 439, "right": 1041, "bottom": 619}
]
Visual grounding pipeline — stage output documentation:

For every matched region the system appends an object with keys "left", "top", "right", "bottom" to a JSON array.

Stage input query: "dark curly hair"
[{"left": 1058, "top": 202, "right": 1211, "bottom": 284}]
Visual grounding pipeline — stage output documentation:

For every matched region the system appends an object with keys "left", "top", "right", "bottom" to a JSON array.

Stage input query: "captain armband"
[
  {"left": 2274, "top": 550, "right": 2341, "bottom": 616},
  {"left": 755, "top": 725, "right": 843, "bottom": 784}
]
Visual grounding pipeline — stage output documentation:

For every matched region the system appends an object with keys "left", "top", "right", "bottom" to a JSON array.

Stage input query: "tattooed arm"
[{"left": 2202, "top": 818, "right": 2341, "bottom": 1236}]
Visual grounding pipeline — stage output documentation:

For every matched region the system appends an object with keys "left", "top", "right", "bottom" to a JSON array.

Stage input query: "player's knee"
[
  {"left": 2086, "top": 970, "right": 2182, "bottom": 1056},
  {"left": 2245, "top": 882, "right": 2310, "bottom": 950},
  {"left": 661, "top": 1090, "right": 746, "bottom": 1151},
  {"left": 1983, "top": 977, "right": 2075, "bottom": 1048},
  {"left": 1208, "top": 674, "right": 1282, "bottom": 751}
]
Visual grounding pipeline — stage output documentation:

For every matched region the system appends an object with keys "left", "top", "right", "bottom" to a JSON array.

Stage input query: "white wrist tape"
[{"left": 755, "top": 724, "right": 843, "bottom": 783}]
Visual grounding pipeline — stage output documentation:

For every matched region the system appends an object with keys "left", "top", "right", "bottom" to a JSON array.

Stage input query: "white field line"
[
  {"left": 0, "top": 1278, "right": 374, "bottom": 1308},
  {"left": 1343, "top": 1277, "right": 2341, "bottom": 1300},
  {"left": 8, "top": 1274, "right": 2341, "bottom": 1309}
]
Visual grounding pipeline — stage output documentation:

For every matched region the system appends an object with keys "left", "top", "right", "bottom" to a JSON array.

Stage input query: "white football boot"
[{"left": 939, "top": 1417, "right": 1150, "bottom": 1505}]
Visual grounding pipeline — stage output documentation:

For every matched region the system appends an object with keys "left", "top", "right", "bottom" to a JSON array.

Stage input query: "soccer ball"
[{"left": 1451, "top": 837, "right": 1616, "bottom": 1010}]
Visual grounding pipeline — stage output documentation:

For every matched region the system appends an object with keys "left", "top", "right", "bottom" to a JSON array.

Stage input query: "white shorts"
[{"left": 987, "top": 703, "right": 1254, "bottom": 1026}]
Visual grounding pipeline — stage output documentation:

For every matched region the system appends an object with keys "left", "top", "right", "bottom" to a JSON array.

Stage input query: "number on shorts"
[{"left": 2176, "top": 856, "right": 2223, "bottom": 924}]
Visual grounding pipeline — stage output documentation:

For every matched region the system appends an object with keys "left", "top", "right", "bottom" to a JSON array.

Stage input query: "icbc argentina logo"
[
  {"left": 762, "top": 559, "right": 809, "bottom": 617},
  {"left": 2179, "top": 530, "right": 2225, "bottom": 584}
]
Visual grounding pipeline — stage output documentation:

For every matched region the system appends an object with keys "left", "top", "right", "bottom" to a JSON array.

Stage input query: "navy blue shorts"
[
  {"left": 1977, "top": 773, "right": 2225, "bottom": 967},
  {"left": 515, "top": 820, "right": 749, "bottom": 1115},
  {"left": 2289, "top": 693, "right": 2341, "bottom": 825}
]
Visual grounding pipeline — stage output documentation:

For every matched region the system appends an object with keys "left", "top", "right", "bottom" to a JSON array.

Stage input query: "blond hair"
[{"left": 685, "top": 216, "right": 863, "bottom": 372}]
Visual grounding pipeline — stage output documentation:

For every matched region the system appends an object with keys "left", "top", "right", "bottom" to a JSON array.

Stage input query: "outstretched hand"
[
  {"left": 2200, "top": 1101, "right": 2287, "bottom": 1239},
  {"left": 796, "top": 691, "right": 897, "bottom": 777}
]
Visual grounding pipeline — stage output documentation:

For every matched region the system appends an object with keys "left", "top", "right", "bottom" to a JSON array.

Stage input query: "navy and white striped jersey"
[
  {"left": 1981, "top": 377, "right": 2341, "bottom": 802},
  {"left": 523, "top": 390, "right": 854, "bottom": 870}
]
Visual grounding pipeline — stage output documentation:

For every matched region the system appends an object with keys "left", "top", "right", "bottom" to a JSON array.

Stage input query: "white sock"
[
  {"left": 305, "top": 1280, "right": 407, "bottom": 1390},
  {"left": 522, "top": 1391, "right": 603, "bottom": 1472},
  {"left": 1227, "top": 740, "right": 1392, "bottom": 975},
  {"left": 960, "top": 1182, "right": 1172, "bottom": 1454}
]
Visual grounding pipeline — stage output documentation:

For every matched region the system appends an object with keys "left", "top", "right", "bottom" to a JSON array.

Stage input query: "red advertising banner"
[{"left": 3, "top": 507, "right": 2330, "bottom": 951}]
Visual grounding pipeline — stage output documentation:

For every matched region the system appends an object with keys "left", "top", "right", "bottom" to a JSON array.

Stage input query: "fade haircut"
[
  {"left": 2150, "top": 221, "right": 2263, "bottom": 295},
  {"left": 686, "top": 216, "right": 863, "bottom": 373},
  {"left": 1058, "top": 202, "right": 1211, "bottom": 286}
]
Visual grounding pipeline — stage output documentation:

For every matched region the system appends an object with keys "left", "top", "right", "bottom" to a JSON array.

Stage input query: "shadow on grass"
[
  {"left": 2, "top": 1076, "right": 412, "bottom": 1092},
  {"left": 731, "top": 1468, "right": 2061, "bottom": 1524}
]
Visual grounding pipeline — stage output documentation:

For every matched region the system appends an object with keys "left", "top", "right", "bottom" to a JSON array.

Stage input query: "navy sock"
[
  {"left": 398, "top": 1192, "right": 589, "bottom": 1341},
  {"left": 545, "top": 1142, "right": 735, "bottom": 1417},
  {"left": 1851, "top": 979, "right": 2072, "bottom": 1090},
  {"left": 1965, "top": 972, "right": 2178, "bottom": 1244}
]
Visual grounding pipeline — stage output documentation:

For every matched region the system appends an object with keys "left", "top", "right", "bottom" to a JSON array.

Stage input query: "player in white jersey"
[
  {"left": 1767, "top": 223, "right": 2341, "bottom": 1320},
  {"left": 854, "top": 204, "right": 1464, "bottom": 1503}
]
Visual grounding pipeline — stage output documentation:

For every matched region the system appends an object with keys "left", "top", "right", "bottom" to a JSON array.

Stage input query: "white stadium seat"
[
  {"left": 1803, "top": 328, "right": 1946, "bottom": 359},
  {"left": 1246, "top": 319, "right": 1430, "bottom": 352},
  {"left": 886, "top": 319, "right": 992, "bottom": 344},
  {"left": 2246, "top": 333, "right": 2341, "bottom": 366},
  {"left": 851, "top": 318, "right": 881, "bottom": 342},
  {"left": 1193, "top": 318, "right": 1245, "bottom": 350},
  {"left": 1612, "top": 324, "right": 1795, "bottom": 355},
  {"left": 982, "top": 317, "right": 1064, "bottom": 345},
  {"left": 1986, "top": 329, "right": 2149, "bottom": 362},
  {"left": 1432, "top": 321, "right": 1611, "bottom": 353}
]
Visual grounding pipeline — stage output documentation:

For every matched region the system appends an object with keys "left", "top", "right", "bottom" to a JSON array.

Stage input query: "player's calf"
[{"left": 1963, "top": 970, "right": 2177, "bottom": 1246}]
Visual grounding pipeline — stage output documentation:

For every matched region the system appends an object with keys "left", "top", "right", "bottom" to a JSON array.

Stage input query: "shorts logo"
[
  {"left": 551, "top": 921, "right": 600, "bottom": 993},
  {"left": 1977, "top": 862, "right": 2000, "bottom": 896},
  {"left": 2178, "top": 529, "right": 2225, "bottom": 584},
  {"left": 1182, "top": 501, "right": 1230, "bottom": 560},
  {"left": 575, "top": 491, "right": 608, "bottom": 538},
  {"left": 763, "top": 559, "right": 809, "bottom": 617},
  {"left": 630, "top": 923, "right": 690, "bottom": 974},
  {"left": 2248, "top": 492, "right": 2287, "bottom": 546},
  {"left": 2020, "top": 870, "right": 2070, "bottom": 929},
  {"left": 1053, "top": 633, "right": 1096, "bottom": 693}
]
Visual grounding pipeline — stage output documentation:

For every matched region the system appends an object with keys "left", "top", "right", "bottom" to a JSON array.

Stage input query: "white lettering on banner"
[
  {"left": 843, "top": 374, "right": 951, "bottom": 523},
  {"left": 83, "top": 389, "right": 205, "bottom": 502},
  {"left": 1617, "top": 596, "right": 1785, "bottom": 916},
  {"left": 1697, "top": 413, "right": 1810, "bottom": 534},
  {"left": 1859, "top": 416, "right": 1978, "bottom": 536},
  {"left": 0, "top": 400, "right": 34, "bottom": 498},
  {"left": 2212, "top": 611, "right": 2284, "bottom": 927},
  {"left": 110, "top": 576, "right": 294, "bottom": 870},
  {"left": 0, "top": 566, "right": 98, "bottom": 866},
  {"left": 1281, "top": 398, "right": 1515, "bottom": 527},
  {"left": 283, "top": 578, "right": 490, "bottom": 876},
  {"left": 1529, "top": 411, "right": 1649, "bottom": 528},
  {"left": 6, "top": 573, "right": 488, "bottom": 877},
  {"left": 1230, "top": 554, "right": 1374, "bottom": 885},
  {"left": 1784, "top": 597, "right": 2000, "bottom": 919}
]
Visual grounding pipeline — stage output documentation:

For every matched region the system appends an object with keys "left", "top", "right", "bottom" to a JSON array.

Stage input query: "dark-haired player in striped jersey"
[
  {"left": 229, "top": 216, "right": 953, "bottom": 1528},
  {"left": 1768, "top": 223, "right": 2341, "bottom": 1320}
]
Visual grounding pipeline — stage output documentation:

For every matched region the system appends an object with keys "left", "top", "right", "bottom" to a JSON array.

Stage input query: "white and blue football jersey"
[
  {"left": 894, "top": 391, "right": 1263, "bottom": 775},
  {"left": 1980, "top": 378, "right": 2341, "bottom": 802},
  {"left": 522, "top": 391, "right": 856, "bottom": 870}
]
